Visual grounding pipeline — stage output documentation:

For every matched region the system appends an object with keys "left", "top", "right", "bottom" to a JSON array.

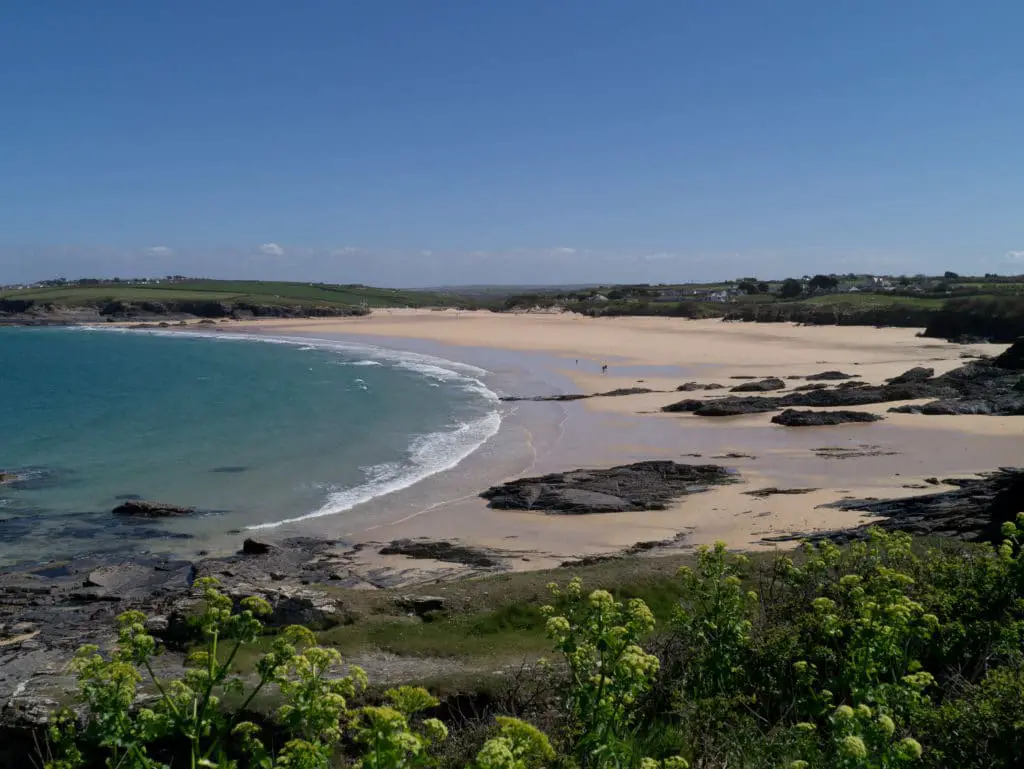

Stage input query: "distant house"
[{"left": 590, "top": 294, "right": 609, "bottom": 303}]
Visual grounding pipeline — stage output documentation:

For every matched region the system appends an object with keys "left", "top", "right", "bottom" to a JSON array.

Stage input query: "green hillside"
[{"left": 0, "top": 279, "right": 464, "bottom": 309}]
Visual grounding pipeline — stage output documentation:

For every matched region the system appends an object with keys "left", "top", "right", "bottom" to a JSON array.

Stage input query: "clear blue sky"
[{"left": 2, "top": 0, "right": 1022, "bottom": 285}]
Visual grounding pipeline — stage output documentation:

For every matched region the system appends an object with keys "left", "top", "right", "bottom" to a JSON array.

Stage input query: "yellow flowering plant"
[{"left": 542, "top": 578, "right": 676, "bottom": 769}]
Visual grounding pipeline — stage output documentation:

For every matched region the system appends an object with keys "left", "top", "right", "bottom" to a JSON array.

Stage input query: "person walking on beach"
[{"left": 601, "top": 363, "right": 608, "bottom": 375}]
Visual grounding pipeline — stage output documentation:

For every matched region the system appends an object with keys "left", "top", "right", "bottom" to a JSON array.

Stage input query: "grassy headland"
[{"left": 0, "top": 278, "right": 477, "bottom": 321}]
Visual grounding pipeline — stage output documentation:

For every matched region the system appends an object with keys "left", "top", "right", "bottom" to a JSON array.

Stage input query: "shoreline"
[
  {"left": 229, "top": 313, "right": 1020, "bottom": 555},
  {"left": 6, "top": 313, "right": 1021, "bottom": 571}
]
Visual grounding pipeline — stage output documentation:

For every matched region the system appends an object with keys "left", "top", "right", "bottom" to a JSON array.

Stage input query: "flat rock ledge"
[
  {"left": 480, "top": 460, "right": 738, "bottom": 514},
  {"left": 771, "top": 409, "right": 883, "bottom": 427}
]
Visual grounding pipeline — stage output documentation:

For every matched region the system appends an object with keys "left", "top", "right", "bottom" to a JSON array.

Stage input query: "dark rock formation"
[
  {"left": 770, "top": 468, "right": 1024, "bottom": 545},
  {"left": 744, "top": 487, "right": 819, "bottom": 497},
  {"left": 731, "top": 377, "right": 786, "bottom": 392},
  {"left": 687, "top": 397, "right": 781, "bottom": 416},
  {"left": 379, "top": 539, "right": 499, "bottom": 568},
  {"left": 661, "top": 398, "right": 704, "bottom": 413},
  {"left": 111, "top": 500, "right": 197, "bottom": 517},
  {"left": 663, "top": 396, "right": 787, "bottom": 416},
  {"left": 886, "top": 366, "right": 935, "bottom": 384},
  {"left": 481, "top": 460, "right": 737, "bottom": 514},
  {"left": 771, "top": 409, "right": 883, "bottom": 427},
  {"left": 779, "top": 382, "right": 949, "bottom": 407},
  {"left": 813, "top": 445, "right": 899, "bottom": 459},
  {"left": 793, "top": 383, "right": 830, "bottom": 391},
  {"left": 241, "top": 538, "right": 277, "bottom": 555},
  {"left": 500, "top": 393, "right": 588, "bottom": 402},
  {"left": 666, "top": 354, "right": 1024, "bottom": 419},
  {"left": 676, "top": 382, "right": 725, "bottom": 391},
  {"left": 597, "top": 387, "right": 655, "bottom": 397},
  {"left": 890, "top": 398, "right": 1024, "bottom": 416},
  {"left": 395, "top": 595, "right": 447, "bottom": 617},
  {"left": 804, "top": 370, "right": 858, "bottom": 381},
  {"left": 994, "top": 339, "right": 1024, "bottom": 370},
  {"left": 500, "top": 387, "right": 659, "bottom": 403}
]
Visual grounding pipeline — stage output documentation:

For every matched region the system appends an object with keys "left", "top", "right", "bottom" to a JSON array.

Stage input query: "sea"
[{"left": 0, "top": 326, "right": 501, "bottom": 567}]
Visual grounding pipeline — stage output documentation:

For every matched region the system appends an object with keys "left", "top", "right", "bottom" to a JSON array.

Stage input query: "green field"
[
  {"left": 0, "top": 279, "right": 463, "bottom": 309},
  {"left": 798, "top": 293, "right": 946, "bottom": 309}
]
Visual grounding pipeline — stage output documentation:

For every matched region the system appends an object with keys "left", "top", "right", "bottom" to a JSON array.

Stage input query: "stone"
[
  {"left": 111, "top": 500, "right": 196, "bottom": 517},
  {"left": 886, "top": 367, "right": 935, "bottom": 384},
  {"left": 379, "top": 539, "right": 499, "bottom": 568},
  {"left": 661, "top": 398, "right": 704, "bottom": 413},
  {"left": 396, "top": 595, "right": 447, "bottom": 617},
  {"left": 241, "top": 538, "right": 277, "bottom": 555},
  {"left": 771, "top": 409, "right": 884, "bottom": 427},
  {"left": 689, "top": 396, "right": 780, "bottom": 416},
  {"left": 676, "top": 382, "right": 724, "bottom": 392},
  {"left": 730, "top": 377, "right": 786, "bottom": 392},
  {"left": 804, "top": 370, "right": 858, "bottom": 381},
  {"left": 744, "top": 487, "right": 819, "bottom": 497}
]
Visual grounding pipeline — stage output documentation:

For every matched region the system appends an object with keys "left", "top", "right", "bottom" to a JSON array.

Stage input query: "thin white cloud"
[
  {"left": 330, "top": 246, "right": 359, "bottom": 256},
  {"left": 144, "top": 245, "right": 173, "bottom": 256},
  {"left": 1004, "top": 250, "right": 1024, "bottom": 261},
  {"left": 638, "top": 251, "right": 676, "bottom": 261},
  {"left": 550, "top": 247, "right": 577, "bottom": 255},
  {"left": 259, "top": 242, "right": 285, "bottom": 256},
  {"left": 420, "top": 250, "right": 433, "bottom": 257}
]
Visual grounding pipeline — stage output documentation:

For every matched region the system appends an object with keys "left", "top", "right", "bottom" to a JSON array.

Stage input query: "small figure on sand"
[{"left": 601, "top": 363, "right": 608, "bottom": 375}]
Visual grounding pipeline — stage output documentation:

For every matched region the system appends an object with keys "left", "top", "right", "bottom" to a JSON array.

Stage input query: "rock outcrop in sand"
[
  {"left": 771, "top": 409, "right": 883, "bottom": 427},
  {"left": 481, "top": 460, "right": 737, "bottom": 514},
  {"left": 662, "top": 358, "right": 1024, "bottom": 418}
]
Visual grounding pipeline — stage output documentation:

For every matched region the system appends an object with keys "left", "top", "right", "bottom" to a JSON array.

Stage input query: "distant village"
[{"left": 549, "top": 270, "right": 987, "bottom": 306}]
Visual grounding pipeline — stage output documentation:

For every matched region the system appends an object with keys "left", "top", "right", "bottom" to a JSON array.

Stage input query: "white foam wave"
[
  {"left": 72, "top": 326, "right": 505, "bottom": 530},
  {"left": 247, "top": 410, "right": 501, "bottom": 530}
]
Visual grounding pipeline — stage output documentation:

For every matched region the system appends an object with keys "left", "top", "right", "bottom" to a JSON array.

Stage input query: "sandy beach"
[{"left": 232, "top": 311, "right": 1020, "bottom": 568}]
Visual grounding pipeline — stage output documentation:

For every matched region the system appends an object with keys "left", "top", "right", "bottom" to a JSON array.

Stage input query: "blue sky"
[{"left": 2, "top": 0, "right": 1022, "bottom": 285}]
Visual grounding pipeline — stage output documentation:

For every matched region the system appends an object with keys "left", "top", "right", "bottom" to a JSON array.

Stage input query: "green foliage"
[
  {"left": 541, "top": 578, "right": 682, "bottom": 769},
  {"left": 779, "top": 278, "right": 804, "bottom": 298},
  {"left": 46, "top": 519, "right": 1024, "bottom": 768}
]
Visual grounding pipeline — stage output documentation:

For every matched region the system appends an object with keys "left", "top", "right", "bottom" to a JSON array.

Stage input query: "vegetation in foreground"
[{"left": 43, "top": 520, "right": 1024, "bottom": 769}]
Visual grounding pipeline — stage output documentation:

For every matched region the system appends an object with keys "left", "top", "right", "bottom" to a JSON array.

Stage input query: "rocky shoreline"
[
  {"left": 3, "top": 456, "right": 1024, "bottom": 742},
  {"left": 661, "top": 339, "right": 1024, "bottom": 418}
]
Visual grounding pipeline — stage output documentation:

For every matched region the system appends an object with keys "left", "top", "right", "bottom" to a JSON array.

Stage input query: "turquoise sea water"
[{"left": 0, "top": 327, "right": 500, "bottom": 566}]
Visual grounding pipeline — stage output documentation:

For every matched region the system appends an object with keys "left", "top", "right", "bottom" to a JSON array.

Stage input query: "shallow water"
[{"left": 0, "top": 327, "right": 500, "bottom": 566}]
